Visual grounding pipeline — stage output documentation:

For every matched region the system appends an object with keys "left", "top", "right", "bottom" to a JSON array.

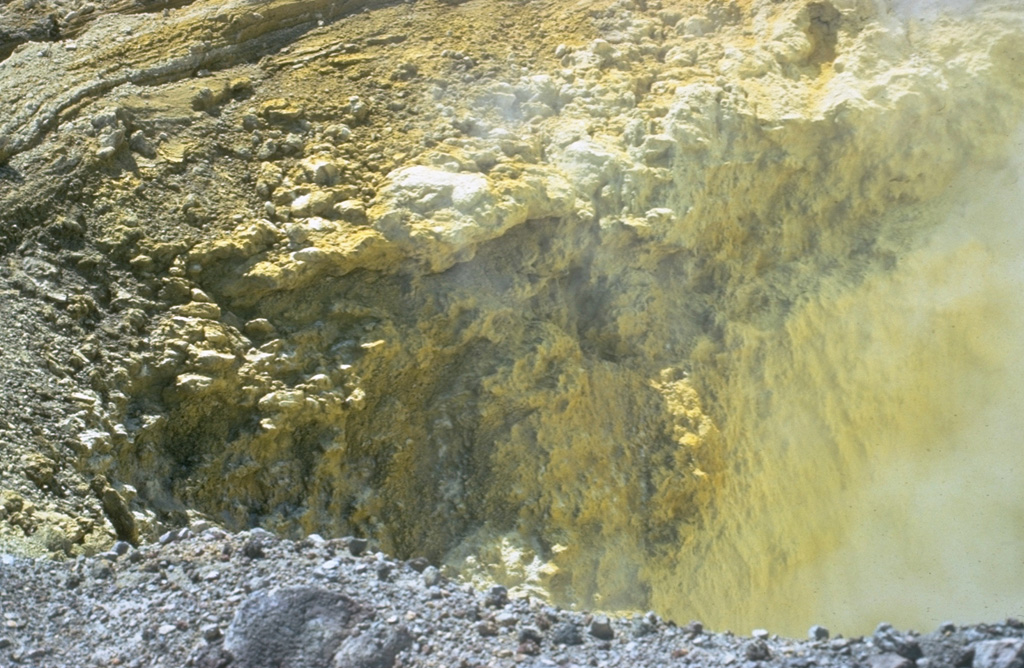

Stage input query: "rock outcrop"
[{"left": 1, "top": 0, "right": 1023, "bottom": 637}]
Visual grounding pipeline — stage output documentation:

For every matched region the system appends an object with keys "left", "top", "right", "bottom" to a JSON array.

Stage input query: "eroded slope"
[{"left": 1, "top": 0, "right": 1023, "bottom": 635}]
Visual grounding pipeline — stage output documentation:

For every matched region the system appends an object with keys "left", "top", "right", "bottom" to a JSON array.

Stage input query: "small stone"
[
  {"left": 129, "top": 131, "right": 156, "bottom": 157},
  {"left": 377, "top": 562, "right": 393, "bottom": 580},
  {"left": 868, "top": 653, "right": 914, "bottom": 668},
  {"left": 518, "top": 626, "right": 544, "bottom": 644},
  {"left": 407, "top": 556, "right": 430, "bottom": 573},
  {"left": 753, "top": 629, "right": 770, "bottom": 640},
  {"left": 89, "top": 561, "right": 113, "bottom": 580},
  {"left": 495, "top": 612, "right": 518, "bottom": 628},
  {"left": 244, "top": 318, "right": 276, "bottom": 337},
  {"left": 873, "top": 625, "right": 922, "bottom": 660},
  {"left": 347, "top": 537, "right": 368, "bottom": 557},
  {"left": 191, "top": 520, "right": 213, "bottom": 533},
  {"left": 745, "top": 639, "right": 772, "bottom": 662},
  {"left": 938, "top": 621, "right": 956, "bottom": 634},
  {"left": 518, "top": 640, "right": 541, "bottom": 656},
  {"left": 202, "top": 624, "right": 222, "bottom": 641},
  {"left": 111, "top": 540, "right": 130, "bottom": 556},
  {"left": 475, "top": 621, "right": 498, "bottom": 637},
  {"left": 590, "top": 616, "right": 614, "bottom": 640},
  {"left": 334, "top": 200, "right": 368, "bottom": 224},
  {"left": 973, "top": 639, "right": 1024, "bottom": 668},
  {"left": 158, "top": 624, "right": 177, "bottom": 635},
  {"left": 422, "top": 566, "right": 441, "bottom": 587},
  {"left": 809, "top": 625, "right": 830, "bottom": 641},
  {"left": 551, "top": 622, "right": 583, "bottom": 646},
  {"left": 632, "top": 615, "right": 656, "bottom": 637},
  {"left": 484, "top": 585, "right": 508, "bottom": 608},
  {"left": 241, "top": 538, "right": 265, "bottom": 559}
]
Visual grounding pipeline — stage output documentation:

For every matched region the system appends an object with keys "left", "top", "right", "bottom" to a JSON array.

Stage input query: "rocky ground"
[
  {"left": 2, "top": 0, "right": 1024, "bottom": 657},
  {"left": 3, "top": 524, "right": 1024, "bottom": 667}
]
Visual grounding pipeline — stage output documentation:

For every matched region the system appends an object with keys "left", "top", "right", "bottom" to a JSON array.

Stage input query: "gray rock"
[
  {"left": 422, "top": 565, "right": 440, "bottom": 587},
  {"left": 223, "top": 587, "right": 367, "bottom": 668},
  {"left": 484, "top": 584, "right": 508, "bottom": 608},
  {"left": 518, "top": 626, "right": 544, "bottom": 644},
  {"left": 745, "top": 639, "right": 771, "bottom": 661},
  {"left": 551, "top": 622, "right": 583, "bottom": 646},
  {"left": 201, "top": 623, "right": 222, "bottom": 641},
  {"left": 241, "top": 538, "right": 265, "bottom": 559},
  {"left": 129, "top": 130, "right": 156, "bottom": 158},
  {"left": 868, "top": 653, "right": 914, "bottom": 668},
  {"left": 88, "top": 560, "right": 112, "bottom": 580},
  {"left": 332, "top": 626, "right": 412, "bottom": 668},
  {"left": 347, "top": 537, "right": 368, "bottom": 557},
  {"left": 589, "top": 616, "right": 614, "bottom": 640},
  {"left": 809, "top": 625, "right": 830, "bottom": 641},
  {"left": 973, "top": 639, "right": 1024, "bottom": 668},
  {"left": 874, "top": 624, "right": 923, "bottom": 660},
  {"left": 632, "top": 615, "right": 656, "bottom": 637}
]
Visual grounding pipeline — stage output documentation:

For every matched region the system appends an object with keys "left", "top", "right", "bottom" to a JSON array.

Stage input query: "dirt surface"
[{"left": 1, "top": 0, "right": 1024, "bottom": 651}]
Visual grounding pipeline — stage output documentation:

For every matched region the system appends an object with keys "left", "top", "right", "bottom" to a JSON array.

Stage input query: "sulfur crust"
[{"left": 4, "top": 0, "right": 1023, "bottom": 636}]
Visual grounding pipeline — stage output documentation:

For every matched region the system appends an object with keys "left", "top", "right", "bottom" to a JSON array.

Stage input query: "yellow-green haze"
[{"left": 662, "top": 129, "right": 1024, "bottom": 635}]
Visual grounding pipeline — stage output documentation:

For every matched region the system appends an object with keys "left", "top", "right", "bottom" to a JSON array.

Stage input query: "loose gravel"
[{"left": 2, "top": 527, "right": 1023, "bottom": 667}]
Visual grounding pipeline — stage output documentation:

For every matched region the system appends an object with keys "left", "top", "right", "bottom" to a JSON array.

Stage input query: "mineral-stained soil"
[{"left": 1, "top": 0, "right": 1024, "bottom": 651}]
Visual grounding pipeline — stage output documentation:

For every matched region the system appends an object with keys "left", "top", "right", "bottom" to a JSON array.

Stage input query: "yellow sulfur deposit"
[{"left": 1, "top": 0, "right": 1022, "bottom": 637}]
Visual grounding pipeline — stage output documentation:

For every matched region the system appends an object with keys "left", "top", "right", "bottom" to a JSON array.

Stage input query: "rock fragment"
[
  {"left": 745, "top": 638, "right": 771, "bottom": 661},
  {"left": 868, "top": 653, "right": 915, "bottom": 668},
  {"left": 973, "top": 639, "right": 1024, "bottom": 668},
  {"left": 422, "top": 565, "right": 440, "bottom": 587},
  {"left": 551, "top": 622, "right": 583, "bottom": 646},
  {"left": 223, "top": 587, "right": 367, "bottom": 668},
  {"left": 483, "top": 584, "right": 508, "bottom": 608},
  {"left": 589, "top": 615, "right": 614, "bottom": 640}
]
